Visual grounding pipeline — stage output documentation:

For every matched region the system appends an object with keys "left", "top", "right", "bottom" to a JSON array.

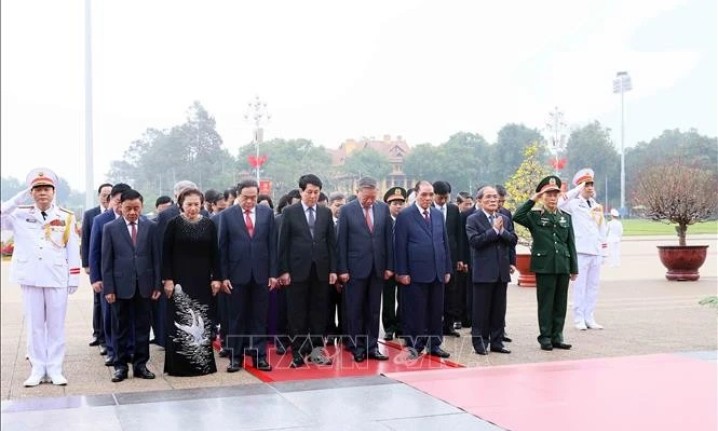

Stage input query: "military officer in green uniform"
[{"left": 513, "top": 175, "right": 578, "bottom": 351}]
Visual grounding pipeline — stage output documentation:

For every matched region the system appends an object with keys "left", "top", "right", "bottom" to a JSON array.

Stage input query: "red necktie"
[
  {"left": 245, "top": 210, "right": 254, "bottom": 237},
  {"left": 364, "top": 206, "right": 373, "bottom": 233},
  {"left": 130, "top": 222, "right": 137, "bottom": 246}
]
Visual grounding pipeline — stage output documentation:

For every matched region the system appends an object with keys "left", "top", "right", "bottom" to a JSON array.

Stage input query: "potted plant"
[
  {"left": 633, "top": 161, "right": 717, "bottom": 281},
  {"left": 505, "top": 142, "right": 552, "bottom": 287}
]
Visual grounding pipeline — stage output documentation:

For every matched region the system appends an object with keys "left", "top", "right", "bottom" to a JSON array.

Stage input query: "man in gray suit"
[
  {"left": 337, "top": 177, "right": 394, "bottom": 362},
  {"left": 102, "top": 189, "right": 161, "bottom": 382}
]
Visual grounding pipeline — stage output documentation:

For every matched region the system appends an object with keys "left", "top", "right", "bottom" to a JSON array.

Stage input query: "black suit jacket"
[
  {"left": 278, "top": 202, "right": 337, "bottom": 283},
  {"left": 460, "top": 206, "right": 479, "bottom": 264},
  {"left": 466, "top": 211, "right": 518, "bottom": 283},
  {"left": 81, "top": 205, "right": 102, "bottom": 268},
  {"left": 434, "top": 202, "right": 462, "bottom": 268},
  {"left": 101, "top": 216, "right": 160, "bottom": 299},
  {"left": 336, "top": 200, "right": 393, "bottom": 279}
]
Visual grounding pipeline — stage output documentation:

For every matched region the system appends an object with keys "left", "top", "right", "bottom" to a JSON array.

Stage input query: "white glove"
[
  {"left": 1, "top": 188, "right": 30, "bottom": 213},
  {"left": 68, "top": 285, "right": 78, "bottom": 295}
]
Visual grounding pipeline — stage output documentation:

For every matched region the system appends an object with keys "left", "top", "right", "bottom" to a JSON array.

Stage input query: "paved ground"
[{"left": 1, "top": 235, "right": 716, "bottom": 401}]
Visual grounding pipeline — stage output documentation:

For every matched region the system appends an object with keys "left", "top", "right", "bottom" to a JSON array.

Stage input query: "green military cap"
[
  {"left": 536, "top": 175, "right": 561, "bottom": 193},
  {"left": 384, "top": 186, "right": 407, "bottom": 203}
]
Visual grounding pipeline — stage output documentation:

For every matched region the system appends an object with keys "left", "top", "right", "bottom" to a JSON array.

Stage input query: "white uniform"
[
  {"left": 606, "top": 218, "right": 624, "bottom": 267},
  {"left": 1, "top": 193, "right": 80, "bottom": 383},
  {"left": 559, "top": 182, "right": 608, "bottom": 329}
]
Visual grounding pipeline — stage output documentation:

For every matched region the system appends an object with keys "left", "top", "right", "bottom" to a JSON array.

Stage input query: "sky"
[{"left": 1, "top": 0, "right": 716, "bottom": 191}]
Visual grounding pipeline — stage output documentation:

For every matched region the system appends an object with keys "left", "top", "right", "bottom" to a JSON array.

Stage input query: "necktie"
[
  {"left": 587, "top": 199, "right": 592, "bottom": 208},
  {"left": 440, "top": 206, "right": 446, "bottom": 221},
  {"left": 364, "top": 206, "right": 373, "bottom": 233},
  {"left": 41, "top": 211, "right": 47, "bottom": 220},
  {"left": 489, "top": 213, "right": 495, "bottom": 226},
  {"left": 307, "top": 207, "right": 315, "bottom": 237},
  {"left": 423, "top": 210, "right": 430, "bottom": 224},
  {"left": 244, "top": 210, "right": 254, "bottom": 237},
  {"left": 130, "top": 222, "right": 137, "bottom": 246}
]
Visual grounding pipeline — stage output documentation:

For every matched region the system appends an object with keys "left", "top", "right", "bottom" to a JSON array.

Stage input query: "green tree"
[
  {"left": 565, "top": 121, "right": 620, "bottom": 209},
  {"left": 341, "top": 148, "right": 392, "bottom": 180},
  {"left": 489, "top": 124, "right": 545, "bottom": 185},
  {"left": 237, "top": 138, "right": 332, "bottom": 198},
  {"left": 403, "top": 143, "right": 442, "bottom": 181},
  {"left": 504, "top": 142, "right": 551, "bottom": 246},
  {"left": 440, "top": 132, "right": 491, "bottom": 193}
]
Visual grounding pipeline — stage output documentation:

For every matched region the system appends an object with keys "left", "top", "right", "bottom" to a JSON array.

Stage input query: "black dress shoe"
[
  {"left": 99, "top": 346, "right": 108, "bottom": 356},
  {"left": 540, "top": 343, "right": 554, "bottom": 351},
  {"left": 443, "top": 329, "right": 461, "bottom": 337},
  {"left": 453, "top": 322, "right": 462, "bottom": 330},
  {"left": 368, "top": 351, "right": 389, "bottom": 361},
  {"left": 227, "top": 360, "right": 242, "bottom": 373},
  {"left": 218, "top": 349, "right": 229, "bottom": 358},
  {"left": 134, "top": 367, "right": 156, "bottom": 379},
  {"left": 111, "top": 369, "right": 127, "bottom": 382},
  {"left": 475, "top": 348, "right": 488, "bottom": 355},
  {"left": 353, "top": 352, "right": 366, "bottom": 363},
  {"left": 104, "top": 357, "right": 115, "bottom": 367},
  {"left": 552, "top": 342, "right": 572, "bottom": 350},
  {"left": 490, "top": 346, "right": 511, "bottom": 354},
  {"left": 255, "top": 358, "right": 272, "bottom": 372},
  {"left": 89, "top": 338, "right": 101, "bottom": 347},
  {"left": 502, "top": 335, "right": 513, "bottom": 343},
  {"left": 429, "top": 348, "right": 450, "bottom": 358},
  {"left": 290, "top": 353, "right": 305, "bottom": 368}
]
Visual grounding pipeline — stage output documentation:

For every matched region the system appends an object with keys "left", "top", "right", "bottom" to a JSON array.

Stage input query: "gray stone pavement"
[{"left": 1, "top": 235, "right": 716, "bottom": 402}]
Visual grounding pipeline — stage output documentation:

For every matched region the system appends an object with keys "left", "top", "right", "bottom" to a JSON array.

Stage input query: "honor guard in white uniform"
[
  {"left": 0, "top": 168, "right": 81, "bottom": 387},
  {"left": 606, "top": 209, "right": 624, "bottom": 267},
  {"left": 559, "top": 168, "right": 608, "bottom": 330}
]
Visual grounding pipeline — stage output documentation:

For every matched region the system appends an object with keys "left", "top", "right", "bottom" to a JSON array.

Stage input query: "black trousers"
[
  {"left": 381, "top": 278, "right": 401, "bottom": 336},
  {"left": 326, "top": 282, "right": 344, "bottom": 337},
  {"left": 344, "top": 274, "right": 383, "bottom": 354},
  {"left": 227, "top": 278, "right": 269, "bottom": 361},
  {"left": 286, "top": 264, "right": 329, "bottom": 354},
  {"left": 401, "top": 280, "right": 444, "bottom": 353},
  {"left": 463, "top": 266, "right": 473, "bottom": 326},
  {"left": 92, "top": 291, "right": 104, "bottom": 343},
  {"left": 113, "top": 288, "right": 152, "bottom": 372},
  {"left": 471, "top": 281, "right": 507, "bottom": 351},
  {"left": 443, "top": 271, "right": 461, "bottom": 330}
]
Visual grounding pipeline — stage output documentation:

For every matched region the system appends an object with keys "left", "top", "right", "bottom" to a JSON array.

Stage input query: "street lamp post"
[
  {"left": 613, "top": 71, "right": 632, "bottom": 214},
  {"left": 244, "top": 96, "right": 271, "bottom": 183},
  {"left": 545, "top": 106, "right": 567, "bottom": 176}
]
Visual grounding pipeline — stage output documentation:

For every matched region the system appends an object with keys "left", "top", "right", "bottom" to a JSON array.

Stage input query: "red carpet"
[
  {"left": 387, "top": 353, "right": 717, "bottom": 431},
  {"left": 244, "top": 341, "right": 462, "bottom": 383}
]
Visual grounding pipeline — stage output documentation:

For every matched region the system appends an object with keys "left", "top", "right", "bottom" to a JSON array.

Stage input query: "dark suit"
[
  {"left": 82, "top": 205, "right": 103, "bottom": 343},
  {"left": 89, "top": 210, "right": 127, "bottom": 362},
  {"left": 218, "top": 204, "right": 277, "bottom": 362},
  {"left": 513, "top": 200, "right": 578, "bottom": 346},
  {"left": 394, "top": 204, "right": 452, "bottom": 352},
  {"left": 459, "top": 206, "right": 479, "bottom": 326},
  {"left": 435, "top": 203, "right": 463, "bottom": 332},
  {"left": 101, "top": 216, "right": 160, "bottom": 372},
  {"left": 278, "top": 202, "right": 337, "bottom": 354},
  {"left": 466, "top": 211, "right": 517, "bottom": 352},
  {"left": 337, "top": 200, "right": 393, "bottom": 355}
]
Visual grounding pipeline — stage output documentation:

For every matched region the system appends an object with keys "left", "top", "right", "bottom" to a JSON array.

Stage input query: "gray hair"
[
  {"left": 328, "top": 191, "right": 346, "bottom": 203},
  {"left": 174, "top": 180, "right": 197, "bottom": 198},
  {"left": 476, "top": 185, "right": 496, "bottom": 200},
  {"left": 357, "top": 176, "right": 378, "bottom": 190}
]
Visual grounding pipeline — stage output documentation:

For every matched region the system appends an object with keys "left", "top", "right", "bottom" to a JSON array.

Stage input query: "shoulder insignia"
[{"left": 18, "top": 205, "right": 33, "bottom": 209}]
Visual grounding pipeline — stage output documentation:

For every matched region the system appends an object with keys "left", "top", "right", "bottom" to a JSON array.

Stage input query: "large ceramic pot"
[
  {"left": 656, "top": 245, "right": 709, "bottom": 281},
  {"left": 515, "top": 253, "right": 536, "bottom": 287}
]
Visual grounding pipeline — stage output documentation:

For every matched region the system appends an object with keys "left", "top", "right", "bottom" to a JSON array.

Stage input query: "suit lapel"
[
  {"left": 117, "top": 218, "right": 134, "bottom": 249},
  {"left": 413, "top": 205, "right": 432, "bottom": 236}
]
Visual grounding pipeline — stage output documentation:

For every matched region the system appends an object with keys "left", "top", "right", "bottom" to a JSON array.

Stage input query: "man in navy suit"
[
  {"left": 82, "top": 183, "right": 112, "bottom": 348},
  {"left": 465, "top": 186, "right": 517, "bottom": 355},
  {"left": 278, "top": 174, "right": 337, "bottom": 368},
  {"left": 218, "top": 178, "right": 277, "bottom": 373},
  {"left": 337, "top": 177, "right": 393, "bottom": 362},
  {"left": 394, "top": 181, "right": 452, "bottom": 359},
  {"left": 102, "top": 189, "right": 161, "bottom": 382},
  {"left": 89, "top": 183, "right": 132, "bottom": 367}
]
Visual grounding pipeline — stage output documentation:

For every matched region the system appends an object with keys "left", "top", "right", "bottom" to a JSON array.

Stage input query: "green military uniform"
[{"left": 513, "top": 176, "right": 578, "bottom": 350}]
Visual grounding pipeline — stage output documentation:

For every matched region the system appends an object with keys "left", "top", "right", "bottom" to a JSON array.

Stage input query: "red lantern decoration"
[
  {"left": 248, "top": 155, "right": 268, "bottom": 168},
  {"left": 550, "top": 158, "right": 567, "bottom": 170}
]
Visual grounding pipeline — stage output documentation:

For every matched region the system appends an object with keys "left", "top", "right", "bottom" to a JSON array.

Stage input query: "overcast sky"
[{"left": 1, "top": 0, "right": 715, "bottom": 190}]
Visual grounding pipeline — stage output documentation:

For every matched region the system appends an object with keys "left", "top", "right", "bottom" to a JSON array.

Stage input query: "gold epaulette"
[{"left": 58, "top": 207, "right": 74, "bottom": 216}]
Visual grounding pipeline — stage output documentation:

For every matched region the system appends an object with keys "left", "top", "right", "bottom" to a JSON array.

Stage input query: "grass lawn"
[{"left": 622, "top": 219, "right": 718, "bottom": 236}]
